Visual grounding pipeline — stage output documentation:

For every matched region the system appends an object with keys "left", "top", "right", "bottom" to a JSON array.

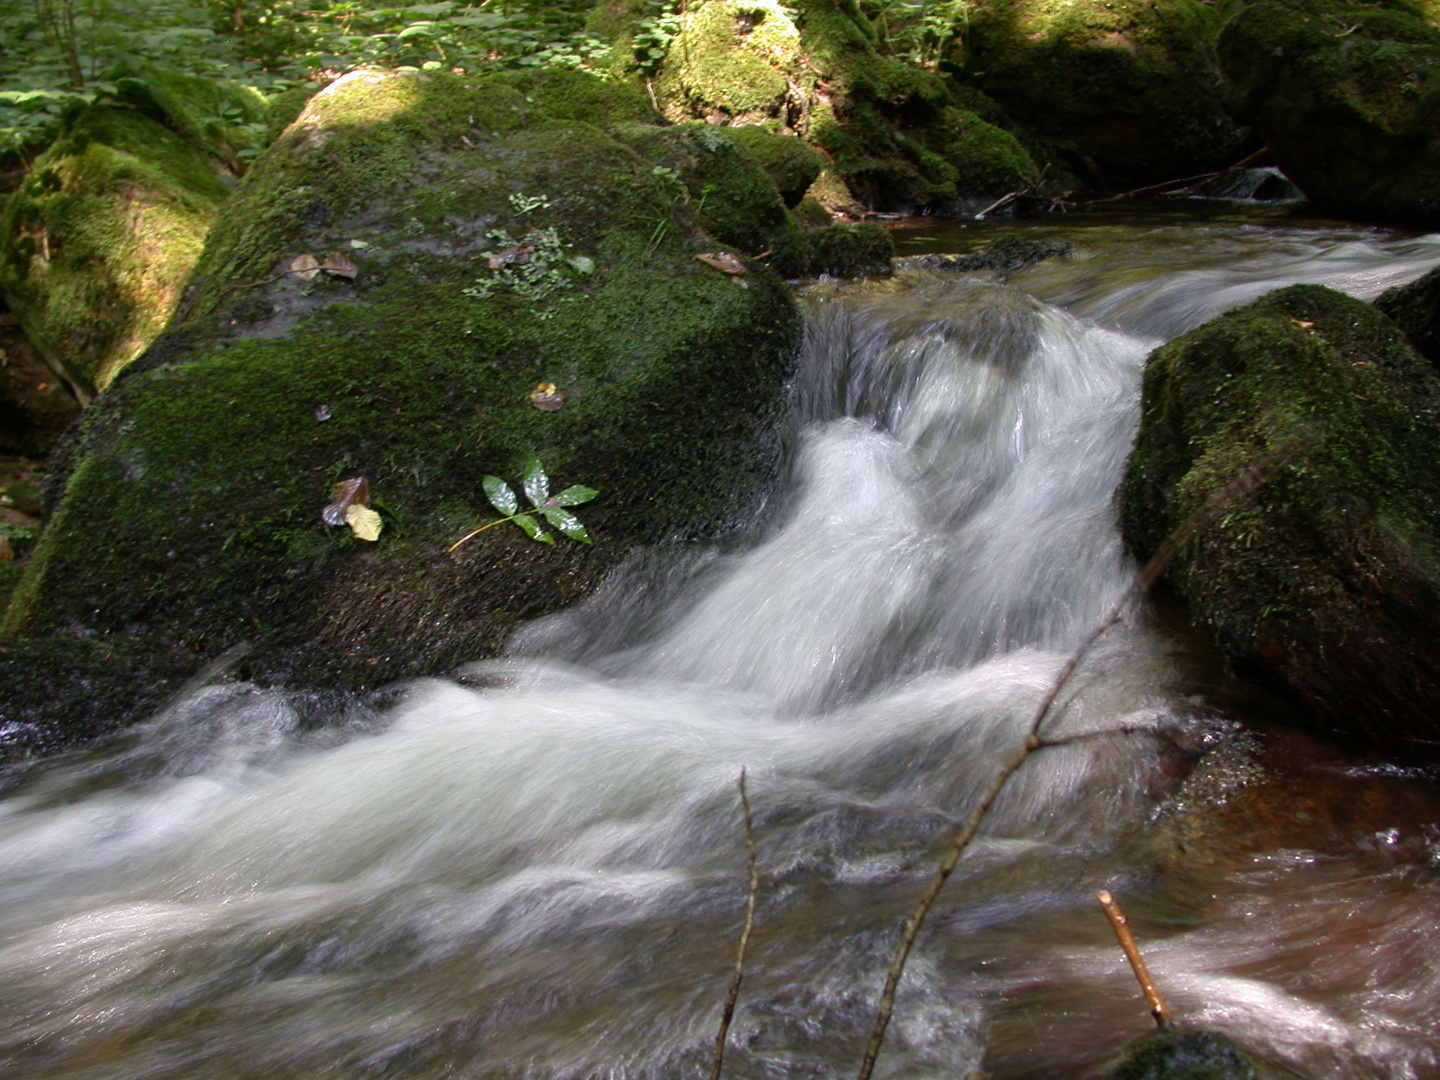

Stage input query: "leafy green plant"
[
  {"left": 448, "top": 457, "right": 596, "bottom": 553},
  {"left": 862, "top": 0, "right": 970, "bottom": 66},
  {"left": 462, "top": 197, "right": 594, "bottom": 310},
  {"left": 632, "top": 0, "right": 681, "bottom": 79}
]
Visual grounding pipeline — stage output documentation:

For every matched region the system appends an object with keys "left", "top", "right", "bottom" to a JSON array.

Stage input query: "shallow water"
[{"left": 2, "top": 212, "right": 1439, "bottom": 1080}]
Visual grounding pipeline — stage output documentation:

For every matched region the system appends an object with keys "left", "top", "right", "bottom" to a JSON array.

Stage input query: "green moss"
[
  {"left": 0, "top": 102, "right": 231, "bottom": 398},
  {"left": 1218, "top": 0, "right": 1440, "bottom": 227},
  {"left": 961, "top": 0, "right": 1242, "bottom": 187},
  {"left": 0, "top": 562, "right": 20, "bottom": 610},
  {"left": 264, "top": 84, "right": 320, "bottom": 144},
  {"left": 655, "top": 0, "right": 801, "bottom": 120},
  {"left": 924, "top": 107, "right": 1039, "bottom": 197},
  {"left": 727, "top": 125, "right": 825, "bottom": 206},
  {"left": 791, "top": 194, "right": 833, "bottom": 226},
  {"left": 7, "top": 67, "right": 802, "bottom": 742},
  {"left": 612, "top": 122, "right": 809, "bottom": 276},
  {"left": 1120, "top": 284, "right": 1440, "bottom": 747},
  {"left": 804, "top": 222, "right": 893, "bottom": 277}
]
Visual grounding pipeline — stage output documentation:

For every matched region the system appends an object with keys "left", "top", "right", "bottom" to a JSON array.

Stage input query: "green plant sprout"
[{"left": 448, "top": 457, "right": 596, "bottom": 554}]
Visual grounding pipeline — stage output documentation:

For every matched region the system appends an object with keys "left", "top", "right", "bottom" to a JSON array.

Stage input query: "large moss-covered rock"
[
  {"left": 923, "top": 106, "right": 1040, "bottom": 200},
  {"left": 1120, "top": 284, "right": 1440, "bottom": 752},
  {"left": 960, "top": 0, "right": 1243, "bottom": 189},
  {"left": 1375, "top": 261, "right": 1440, "bottom": 365},
  {"left": 644, "top": 0, "right": 1007, "bottom": 210},
  {"left": 0, "top": 68, "right": 264, "bottom": 401},
  {"left": 0, "top": 68, "right": 801, "bottom": 754},
  {"left": 1218, "top": 0, "right": 1440, "bottom": 228}
]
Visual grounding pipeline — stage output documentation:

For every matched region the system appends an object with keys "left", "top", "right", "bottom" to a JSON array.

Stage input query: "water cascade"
[{"left": 2, "top": 218, "right": 1440, "bottom": 1079}]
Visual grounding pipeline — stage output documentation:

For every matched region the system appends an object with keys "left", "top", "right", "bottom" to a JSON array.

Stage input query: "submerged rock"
[
  {"left": 1120, "top": 284, "right": 1440, "bottom": 753},
  {"left": 1107, "top": 1030, "right": 1271, "bottom": 1080},
  {"left": 0, "top": 68, "right": 802, "bottom": 754},
  {"left": 1218, "top": 0, "right": 1440, "bottom": 229},
  {"left": 959, "top": 0, "right": 1244, "bottom": 189}
]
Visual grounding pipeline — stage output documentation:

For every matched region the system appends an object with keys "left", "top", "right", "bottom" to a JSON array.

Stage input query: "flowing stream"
[{"left": 4, "top": 206, "right": 1440, "bottom": 1079}]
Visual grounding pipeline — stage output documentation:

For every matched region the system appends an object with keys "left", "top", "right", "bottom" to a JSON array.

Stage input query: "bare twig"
[
  {"left": 710, "top": 768, "right": 759, "bottom": 1080},
  {"left": 1096, "top": 889, "right": 1172, "bottom": 1030},
  {"left": 854, "top": 446, "right": 1293, "bottom": 1080}
]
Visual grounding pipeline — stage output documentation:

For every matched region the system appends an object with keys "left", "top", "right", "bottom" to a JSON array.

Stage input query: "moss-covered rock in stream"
[
  {"left": 1106, "top": 1031, "right": 1265, "bottom": 1080},
  {"left": 641, "top": 0, "right": 1031, "bottom": 210},
  {"left": 0, "top": 67, "right": 265, "bottom": 402},
  {"left": 1120, "top": 284, "right": 1440, "bottom": 753},
  {"left": 959, "top": 0, "right": 1244, "bottom": 189},
  {"left": 1218, "top": 0, "right": 1440, "bottom": 228},
  {"left": 803, "top": 221, "right": 893, "bottom": 276},
  {"left": 1375, "top": 262, "right": 1440, "bottom": 365},
  {"left": 0, "top": 67, "right": 802, "bottom": 755}
]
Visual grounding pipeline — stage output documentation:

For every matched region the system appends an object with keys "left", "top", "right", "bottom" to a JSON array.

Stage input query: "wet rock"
[
  {"left": 901, "top": 237, "right": 1076, "bottom": 275},
  {"left": 1, "top": 67, "right": 802, "bottom": 755},
  {"left": 1218, "top": 0, "right": 1440, "bottom": 229},
  {"left": 803, "top": 222, "right": 894, "bottom": 278},
  {"left": 1120, "top": 284, "right": 1440, "bottom": 753},
  {"left": 959, "top": 0, "right": 1245, "bottom": 189},
  {"left": 1374, "top": 263, "right": 1440, "bottom": 367},
  {"left": 1107, "top": 1030, "right": 1259, "bottom": 1080}
]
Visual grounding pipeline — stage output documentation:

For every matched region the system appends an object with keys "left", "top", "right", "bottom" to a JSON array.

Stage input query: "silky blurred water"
[{"left": 2, "top": 216, "right": 1439, "bottom": 1080}]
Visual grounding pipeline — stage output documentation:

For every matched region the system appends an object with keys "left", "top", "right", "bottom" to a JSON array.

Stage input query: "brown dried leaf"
[
  {"left": 489, "top": 245, "right": 533, "bottom": 270},
  {"left": 1289, "top": 316, "right": 1315, "bottom": 329},
  {"left": 321, "top": 251, "right": 358, "bottom": 280},
  {"left": 290, "top": 253, "right": 321, "bottom": 281},
  {"left": 529, "top": 382, "right": 567, "bottom": 412},
  {"left": 694, "top": 251, "right": 746, "bottom": 276},
  {"left": 322, "top": 476, "right": 370, "bottom": 526}
]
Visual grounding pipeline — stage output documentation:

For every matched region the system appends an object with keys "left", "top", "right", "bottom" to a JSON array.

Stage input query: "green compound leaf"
[
  {"left": 538, "top": 506, "right": 590, "bottom": 543},
  {"left": 522, "top": 457, "right": 549, "bottom": 506},
  {"left": 483, "top": 475, "right": 518, "bottom": 515},
  {"left": 552, "top": 484, "right": 597, "bottom": 507},
  {"left": 511, "top": 512, "right": 554, "bottom": 544}
]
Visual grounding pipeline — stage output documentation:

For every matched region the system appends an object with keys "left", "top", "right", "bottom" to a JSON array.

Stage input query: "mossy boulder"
[
  {"left": 1218, "top": 0, "right": 1440, "bottom": 228},
  {"left": 922, "top": 106, "right": 1041, "bottom": 201},
  {"left": 0, "top": 67, "right": 802, "bottom": 754},
  {"left": 612, "top": 121, "right": 810, "bottom": 276},
  {"left": 1120, "top": 284, "right": 1440, "bottom": 752},
  {"left": 644, "top": 0, "right": 962, "bottom": 210},
  {"left": 654, "top": 0, "right": 802, "bottom": 122},
  {"left": 0, "top": 68, "right": 265, "bottom": 402},
  {"left": 727, "top": 125, "right": 826, "bottom": 206},
  {"left": 960, "top": 0, "right": 1244, "bottom": 189},
  {"left": 803, "top": 221, "right": 893, "bottom": 276},
  {"left": 1375, "top": 261, "right": 1440, "bottom": 365}
]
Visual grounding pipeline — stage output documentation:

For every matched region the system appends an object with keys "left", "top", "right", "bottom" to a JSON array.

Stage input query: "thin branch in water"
[
  {"left": 1096, "top": 889, "right": 1172, "bottom": 1030},
  {"left": 854, "top": 445, "right": 1294, "bottom": 1080},
  {"left": 710, "top": 768, "right": 759, "bottom": 1080}
]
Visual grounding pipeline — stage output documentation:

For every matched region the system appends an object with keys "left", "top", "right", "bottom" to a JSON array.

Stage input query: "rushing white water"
[{"left": 2, "top": 219, "right": 1439, "bottom": 1080}]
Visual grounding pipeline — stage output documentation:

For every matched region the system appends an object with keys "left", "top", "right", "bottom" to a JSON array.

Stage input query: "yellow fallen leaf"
[
  {"left": 290, "top": 253, "right": 321, "bottom": 281},
  {"left": 345, "top": 502, "right": 383, "bottom": 541}
]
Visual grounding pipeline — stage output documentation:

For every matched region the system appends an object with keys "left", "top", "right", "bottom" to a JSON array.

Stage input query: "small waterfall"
[{"left": 1, "top": 220, "right": 1438, "bottom": 1080}]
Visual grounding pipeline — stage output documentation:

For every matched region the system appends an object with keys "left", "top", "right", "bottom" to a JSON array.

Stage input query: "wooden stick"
[
  {"left": 853, "top": 444, "right": 1294, "bottom": 1080},
  {"left": 1096, "top": 890, "right": 1172, "bottom": 1030},
  {"left": 710, "top": 768, "right": 759, "bottom": 1080}
]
